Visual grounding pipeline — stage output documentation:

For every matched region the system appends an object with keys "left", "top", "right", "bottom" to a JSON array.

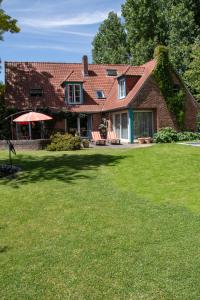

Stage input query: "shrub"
[
  {"left": 153, "top": 127, "right": 200, "bottom": 143},
  {"left": 47, "top": 133, "right": 81, "bottom": 151},
  {"left": 153, "top": 127, "right": 178, "bottom": 143},
  {"left": 177, "top": 131, "right": 200, "bottom": 141}
]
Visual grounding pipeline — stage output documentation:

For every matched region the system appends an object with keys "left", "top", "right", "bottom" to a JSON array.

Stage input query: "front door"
[{"left": 134, "top": 111, "right": 154, "bottom": 138}]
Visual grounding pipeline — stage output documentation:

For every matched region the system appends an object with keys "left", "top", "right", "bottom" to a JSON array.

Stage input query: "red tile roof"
[
  {"left": 103, "top": 60, "right": 156, "bottom": 111},
  {"left": 5, "top": 59, "right": 156, "bottom": 113}
]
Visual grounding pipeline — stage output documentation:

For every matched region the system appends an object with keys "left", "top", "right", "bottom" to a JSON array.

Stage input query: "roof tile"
[{"left": 5, "top": 60, "right": 156, "bottom": 113}]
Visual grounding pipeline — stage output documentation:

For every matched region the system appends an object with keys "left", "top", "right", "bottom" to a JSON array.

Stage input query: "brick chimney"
[{"left": 82, "top": 55, "right": 89, "bottom": 76}]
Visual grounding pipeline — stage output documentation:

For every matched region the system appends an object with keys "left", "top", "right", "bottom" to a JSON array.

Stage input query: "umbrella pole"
[
  {"left": 16, "top": 123, "right": 19, "bottom": 140},
  {"left": 28, "top": 122, "right": 32, "bottom": 140},
  {"left": 11, "top": 116, "right": 14, "bottom": 140}
]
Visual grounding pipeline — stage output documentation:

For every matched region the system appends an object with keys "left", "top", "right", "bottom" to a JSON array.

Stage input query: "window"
[
  {"left": 30, "top": 88, "right": 43, "bottom": 97},
  {"left": 134, "top": 111, "right": 153, "bottom": 138},
  {"left": 106, "top": 69, "right": 117, "bottom": 76},
  {"left": 118, "top": 79, "right": 126, "bottom": 99},
  {"left": 96, "top": 90, "right": 105, "bottom": 99},
  {"left": 114, "top": 112, "right": 128, "bottom": 140},
  {"left": 68, "top": 84, "right": 82, "bottom": 104},
  {"left": 173, "top": 84, "right": 180, "bottom": 93}
]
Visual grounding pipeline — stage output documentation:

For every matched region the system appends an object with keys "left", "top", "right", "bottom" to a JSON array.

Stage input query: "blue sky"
[{"left": 0, "top": 0, "right": 124, "bottom": 81}]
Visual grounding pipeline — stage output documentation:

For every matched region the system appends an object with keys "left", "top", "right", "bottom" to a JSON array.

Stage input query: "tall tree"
[
  {"left": 92, "top": 11, "right": 128, "bottom": 64},
  {"left": 186, "top": 0, "right": 200, "bottom": 28},
  {"left": 121, "top": 0, "right": 198, "bottom": 73},
  {"left": 0, "top": 0, "right": 20, "bottom": 41},
  {"left": 166, "top": 2, "right": 198, "bottom": 73},
  {"left": 122, "top": 0, "right": 162, "bottom": 65},
  {"left": 184, "top": 39, "right": 200, "bottom": 102}
]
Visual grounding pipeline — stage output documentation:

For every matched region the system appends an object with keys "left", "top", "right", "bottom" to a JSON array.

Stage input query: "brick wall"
[
  {"left": 184, "top": 91, "right": 199, "bottom": 131},
  {"left": 54, "top": 119, "right": 65, "bottom": 131},
  {"left": 126, "top": 76, "right": 140, "bottom": 95},
  {"left": 92, "top": 113, "right": 102, "bottom": 131},
  {"left": 129, "top": 76, "right": 199, "bottom": 131}
]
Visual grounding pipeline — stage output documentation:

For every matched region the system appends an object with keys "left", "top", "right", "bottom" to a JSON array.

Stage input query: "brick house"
[{"left": 5, "top": 56, "right": 199, "bottom": 142}]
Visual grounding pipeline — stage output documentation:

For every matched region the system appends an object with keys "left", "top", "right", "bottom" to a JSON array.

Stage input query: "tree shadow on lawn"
[{"left": 0, "top": 152, "right": 125, "bottom": 188}]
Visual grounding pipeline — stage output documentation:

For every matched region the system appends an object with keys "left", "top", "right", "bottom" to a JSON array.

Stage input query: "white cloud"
[
  {"left": 19, "top": 11, "right": 111, "bottom": 28},
  {"left": 22, "top": 28, "right": 95, "bottom": 38},
  {"left": 51, "top": 30, "right": 95, "bottom": 37},
  {"left": 13, "top": 44, "right": 83, "bottom": 53}
]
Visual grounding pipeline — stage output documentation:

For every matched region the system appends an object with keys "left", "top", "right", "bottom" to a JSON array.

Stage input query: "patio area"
[{"left": 90, "top": 142, "right": 153, "bottom": 149}]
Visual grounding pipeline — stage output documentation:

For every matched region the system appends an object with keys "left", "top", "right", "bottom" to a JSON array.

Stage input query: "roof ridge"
[
  {"left": 5, "top": 60, "right": 155, "bottom": 68},
  {"left": 5, "top": 61, "right": 82, "bottom": 65}
]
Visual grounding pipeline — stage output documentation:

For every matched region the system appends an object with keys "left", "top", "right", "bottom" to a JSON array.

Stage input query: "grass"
[{"left": 0, "top": 144, "right": 200, "bottom": 299}]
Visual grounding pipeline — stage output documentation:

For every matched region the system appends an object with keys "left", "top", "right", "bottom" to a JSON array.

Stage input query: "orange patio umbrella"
[{"left": 13, "top": 112, "right": 52, "bottom": 139}]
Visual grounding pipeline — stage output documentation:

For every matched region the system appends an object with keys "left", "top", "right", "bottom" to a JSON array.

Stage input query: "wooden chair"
[
  {"left": 107, "top": 131, "right": 121, "bottom": 145},
  {"left": 91, "top": 131, "right": 106, "bottom": 145}
]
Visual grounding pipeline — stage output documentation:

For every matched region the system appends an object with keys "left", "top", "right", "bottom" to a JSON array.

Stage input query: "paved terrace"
[{"left": 90, "top": 143, "right": 153, "bottom": 149}]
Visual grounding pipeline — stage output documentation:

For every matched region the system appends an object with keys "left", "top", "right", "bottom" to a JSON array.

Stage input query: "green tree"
[
  {"left": 92, "top": 11, "right": 128, "bottom": 64},
  {"left": 184, "top": 39, "right": 200, "bottom": 102},
  {"left": 0, "top": 0, "right": 20, "bottom": 41},
  {"left": 122, "top": 0, "right": 162, "bottom": 65},
  {"left": 121, "top": 0, "right": 198, "bottom": 73},
  {"left": 0, "top": 82, "right": 7, "bottom": 138},
  {"left": 186, "top": 0, "right": 200, "bottom": 28},
  {"left": 167, "top": 2, "right": 198, "bottom": 74}
]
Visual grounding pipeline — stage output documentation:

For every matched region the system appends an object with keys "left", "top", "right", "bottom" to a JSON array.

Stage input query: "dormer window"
[
  {"left": 118, "top": 78, "right": 126, "bottom": 99},
  {"left": 66, "top": 83, "right": 83, "bottom": 104},
  {"left": 96, "top": 90, "right": 105, "bottom": 99},
  {"left": 107, "top": 69, "right": 117, "bottom": 76}
]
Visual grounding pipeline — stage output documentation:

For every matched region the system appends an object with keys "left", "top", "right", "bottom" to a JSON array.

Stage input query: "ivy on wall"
[{"left": 153, "top": 45, "right": 185, "bottom": 129}]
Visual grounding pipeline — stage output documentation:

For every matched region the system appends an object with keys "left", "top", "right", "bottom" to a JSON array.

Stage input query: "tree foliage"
[
  {"left": 166, "top": 2, "right": 198, "bottom": 73},
  {"left": 92, "top": 11, "right": 128, "bottom": 64},
  {"left": 184, "top": 39, "right": 200, "bottom": 102},
  {"left": 0, "top": 0, "right": 20, "bottom": 41},
  {"left": 0, "top": 82, "right": 8, "bottom": 138},
  {"left": 121, "top": 0, "right": 161, "bottom": 65},
  {"left": 92, "top": 1, "right": 199, "bottom": 76},
  {"left": 121, "top": 0, "right": 198, "bottom": 73}
]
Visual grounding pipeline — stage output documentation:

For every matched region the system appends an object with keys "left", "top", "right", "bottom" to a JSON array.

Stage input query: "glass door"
[
  {"left": 134, "top": 111, "right": 153, "bottom": 138},
  {"left": 115, "top": 114, "right": 121, "bottom": 138},
  {"left": 114, "top": 112, "right": 128, "bottom": 140},
  {"left": 121, "top": 113, "right": 128, "bottom": 139}
]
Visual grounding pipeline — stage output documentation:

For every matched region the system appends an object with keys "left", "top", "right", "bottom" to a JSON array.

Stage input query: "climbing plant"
[{"left": 153, "top": 45, "right": 186, "bottom": 129}]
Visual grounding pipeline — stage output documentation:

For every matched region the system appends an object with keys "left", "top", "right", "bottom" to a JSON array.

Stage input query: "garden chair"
[
  {"left": 107, "top": 131, "right": 121, "bottom": 145},
  {"left": 91, "top": 131, "right": 106, "bottom": 145}
]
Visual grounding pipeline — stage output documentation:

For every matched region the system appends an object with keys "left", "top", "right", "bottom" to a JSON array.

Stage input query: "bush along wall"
[
  {"left": 153, "top": 127, "right": 200, "bottom": 143},
  {"left": 153, "top": 46, "right": 186, "bottom": 130}
]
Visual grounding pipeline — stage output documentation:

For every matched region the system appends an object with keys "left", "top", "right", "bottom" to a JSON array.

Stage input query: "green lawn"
[{"left": 0, "top": 144, "right": 200, "bottom": 299}]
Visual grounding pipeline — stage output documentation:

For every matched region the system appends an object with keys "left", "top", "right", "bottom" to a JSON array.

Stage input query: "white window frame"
[
  {"left": 118, "top": 78, "right": 126, "bottom": 99},
  {"left": 113, "top": 110, "right": 129, "bottom": 142},
  {"left": 68, "top": 84, "right": 82, "bottom": 104},
  {"left": 133, "top": 110, "right": 154, "bottom": 140},
  {"left": 96, "top": 90, "right": 105, "bottom": 99}
]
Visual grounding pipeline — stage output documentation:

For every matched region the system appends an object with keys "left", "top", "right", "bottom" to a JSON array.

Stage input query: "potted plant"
[
  {"left": 82, "top": 138, "right": 90, "bottom": 148},
  {"left": 99, "top": 118, "right": 108, "bottom": 139},
  {"left": 138, "top": 137, "right": 146, "bottom": 144},
  {"left": 144, "top": 137, "right": 152, "bottom": 144}
]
